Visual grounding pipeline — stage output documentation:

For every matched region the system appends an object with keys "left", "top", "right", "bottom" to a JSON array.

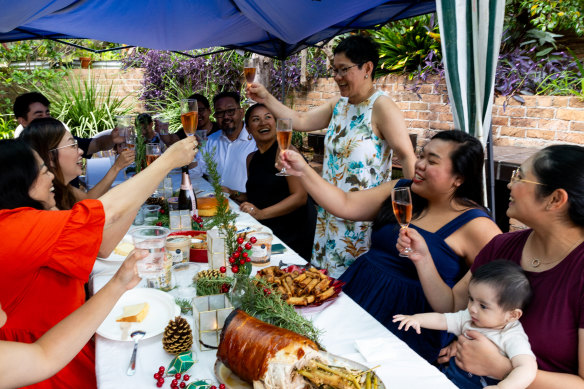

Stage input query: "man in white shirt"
[{"left": 200, "top": 91, "right": 256, "bottom": 201}]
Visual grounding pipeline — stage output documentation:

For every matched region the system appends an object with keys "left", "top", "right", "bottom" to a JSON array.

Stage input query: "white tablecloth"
[{"left": 91, "top": 174, "right": 455, "bottom": 389}]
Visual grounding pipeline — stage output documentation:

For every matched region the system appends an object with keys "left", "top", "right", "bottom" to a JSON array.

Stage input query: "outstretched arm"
[
  {"left": 0, "top": 250, "right": 145, "bottom": 389},
  {"left": 279, "top": 149, "right": 397, "bottom": 221},
  {"left": 392, "top": 313, "right": 448, "bottom": 334}
]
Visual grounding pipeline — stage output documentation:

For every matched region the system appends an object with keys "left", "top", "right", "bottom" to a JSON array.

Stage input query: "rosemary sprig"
[
  {"left": 175, "top": 297, "right": 193, "bottom": 314},
  {"left": 196, "top": 276, "right": 234, "bottom": 296}
]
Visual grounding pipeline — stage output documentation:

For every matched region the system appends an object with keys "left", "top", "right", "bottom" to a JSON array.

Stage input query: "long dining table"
[{"left": 90, "top": 174, "right": 456, "bottom": 389}]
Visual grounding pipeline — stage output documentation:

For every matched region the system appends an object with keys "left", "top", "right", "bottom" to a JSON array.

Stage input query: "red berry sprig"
[{"left": 218, "top": 236, "right": 256, "bottom": 274}]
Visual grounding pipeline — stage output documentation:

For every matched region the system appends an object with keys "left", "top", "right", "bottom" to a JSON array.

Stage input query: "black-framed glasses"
[
  {"left": 329, "top": 63, "right": 361, "bottom": 77},
  {"left": 215, "top": 108, "right": 238, "bottom": 118},
  {"left": 510, "top": 168, "right": 544, "bottom": 186},
  {"left": 50, "top": 139, "right": 78, "bottom": 152}
]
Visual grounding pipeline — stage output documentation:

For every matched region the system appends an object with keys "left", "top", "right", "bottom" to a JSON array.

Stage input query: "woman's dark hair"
[
  {"left": 334, "top": 35, "right": 380, "bottom": 80},
  {"left": 20, "top": 117, "right": 77, "bottom": 210},
  {"left": 0, "top": 139, "right": 45, "bottom": 210},
  {"left": 531, "top": 144, "right": 584, "bottom": 226},
  {"left": 244, "top": 103, "right": 268, "bottom": 127},
  {"left": 471, "top": 260, "right": 532, "bottom": 311},
  {"left": 374, "top": 130, "right": 486, "bottom": 229},
  {"left": 189, "top": 93, "right": 211, "bottom": 109}
]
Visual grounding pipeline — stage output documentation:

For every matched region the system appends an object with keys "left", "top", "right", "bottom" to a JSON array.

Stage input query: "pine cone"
[{"left": 162, "top": 316, "right": 193, "bottom": 354}]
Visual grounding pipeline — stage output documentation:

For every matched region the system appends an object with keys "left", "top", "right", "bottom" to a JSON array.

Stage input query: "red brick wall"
[{"left": 290, "top": 75, "right": 584, "bottom": 148}]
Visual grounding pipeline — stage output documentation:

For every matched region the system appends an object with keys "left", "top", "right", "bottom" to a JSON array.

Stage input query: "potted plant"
[{"left": 79, "top": 56, "right": 92, "bottom": 69}]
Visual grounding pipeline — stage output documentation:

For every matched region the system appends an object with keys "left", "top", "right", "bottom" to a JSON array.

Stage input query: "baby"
[{"left": 393, "top": 260, "right": 537, "bottom": 389}]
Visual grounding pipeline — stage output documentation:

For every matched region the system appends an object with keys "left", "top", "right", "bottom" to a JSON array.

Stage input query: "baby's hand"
[{"left": 392, "top": 314, "right": 422, "bottom": 334}]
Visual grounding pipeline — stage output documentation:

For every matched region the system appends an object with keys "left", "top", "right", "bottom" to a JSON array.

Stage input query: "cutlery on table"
[{"left": 126, "top": 330, "right": 146, "bottom": 376}]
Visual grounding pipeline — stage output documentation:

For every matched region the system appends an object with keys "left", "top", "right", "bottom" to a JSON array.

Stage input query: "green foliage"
[
  {"left": 146, "top": 75, "right": 197, "bottom": 134},
  {"left": 520, "top": 0, "right": 584, "bottom": 36},
  {"left": 369, "top": 15, "right": 441, "bottom": 76},
  {"left": 536, "top": 49, "right": 584, "bottom": 99},
  {"left": 38, "top": 71, "right": 131, "bottom": 137},
  {"left": 196, "top": 276, "right": 234, "bottom": 296},
  {"left": 0, "top": 115, "right": 16, "bottom": 139}
]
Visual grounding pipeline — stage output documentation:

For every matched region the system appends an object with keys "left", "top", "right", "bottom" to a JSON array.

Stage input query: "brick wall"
[
  {"left": 69, "top": 68, "right": 145, "bottom": 112},
  {"left": 290, "top": 75, "right": 584, "bottom": 149}
]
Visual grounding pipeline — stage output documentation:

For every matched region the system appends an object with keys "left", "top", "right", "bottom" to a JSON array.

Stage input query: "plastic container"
[{"left": 168, "top": 230, "right": 207, "bottom": 262}]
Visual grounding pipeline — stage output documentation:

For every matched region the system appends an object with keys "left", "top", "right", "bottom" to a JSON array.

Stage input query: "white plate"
[
  {"left": 214, "top": 351, "right": 385, "bottom": 389},
  {"left": 235, "top": 223, "right": 273, "bottom": 236},
  {"left": 97, "top": 288, "right": 179, "bottom": 341},
  {"left": 97, "top": 234, "right": 134, "bottom": 262}
]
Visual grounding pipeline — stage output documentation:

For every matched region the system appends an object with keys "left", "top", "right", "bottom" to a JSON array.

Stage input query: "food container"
[
  {"left": 249, "top": 232, "right": 273, "bottom": 266},
  {"left": 168, "top": 230, "right": 207, "bottom": 262},
  {"left": 165, "top": 235, "right": 191, "bottom": 263}
]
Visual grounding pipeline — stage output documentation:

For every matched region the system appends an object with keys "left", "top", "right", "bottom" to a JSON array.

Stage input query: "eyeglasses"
[
  {"left": 50, "top": 139, "right": 78, "bottom": 152},
  {"left": 330, "top": 64, "right": 361, "bottom": 77},
  {"left": 510, "top": 168, "right": 545, "bottom": 186},
  {"left": 214, "top": 108, "right": 238, "bottom": 118}
]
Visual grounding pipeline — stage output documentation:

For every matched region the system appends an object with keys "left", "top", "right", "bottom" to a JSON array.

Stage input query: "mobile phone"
[{"left": 271, "top": 243, "right": 286, "bottom": 254}]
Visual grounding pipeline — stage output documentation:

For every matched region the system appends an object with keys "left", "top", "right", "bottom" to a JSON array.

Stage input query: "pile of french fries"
[{"left": 256, "top": 266, "right": 336, "bottom": 306}]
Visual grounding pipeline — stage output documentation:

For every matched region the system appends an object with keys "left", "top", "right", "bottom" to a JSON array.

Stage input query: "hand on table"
[
  {"left": 278, "top": 149, "right": 309, "bottom": 176},
  {"left": 240, "top": 202, "right": 263, "bottom": 220},
  {"left": 110, "top": 249, "right": 148, "bottom": 291},
  {"left": 113, "top": 149, "right": 135, "bottom": 171},
  {"left": 397, "top": 228, "right": 431, "bottom": 263},
  {"left": 392, "top": 314, "right": 422, "bottom": 334}
]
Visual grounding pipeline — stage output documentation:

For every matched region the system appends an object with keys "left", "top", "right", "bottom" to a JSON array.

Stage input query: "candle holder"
[
  {"left": 207, "top": 228, "right": 227, "bottom": 270},
  {"left": 192, "top": 293, "right": 233, "bottom": 351}
]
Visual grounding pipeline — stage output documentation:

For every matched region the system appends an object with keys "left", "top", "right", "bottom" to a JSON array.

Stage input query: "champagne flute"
[
  {"left": 276, "top": 118, "right": 293, "bottom": 176},
  {"left": 180, "top": 99, "right": 198, "bottom": 137},
  {"left": 392, "top": 187, "right": 413, "bottom": 257},
  {"left": 145, "top": 143, "right": 161, "bottom": 166},
  {"left": 243, "top": 58, "right": 256, "bottom": 105}
]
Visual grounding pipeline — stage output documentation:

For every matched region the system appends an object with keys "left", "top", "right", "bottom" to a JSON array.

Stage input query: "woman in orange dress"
[{"left": 0, "top": 137, "right": 197, "bottom": 388}]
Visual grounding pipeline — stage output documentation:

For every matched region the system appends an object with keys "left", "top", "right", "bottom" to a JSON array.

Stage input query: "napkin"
[{"left": 354, "top": 337, "right": 400, "bottom": 362}]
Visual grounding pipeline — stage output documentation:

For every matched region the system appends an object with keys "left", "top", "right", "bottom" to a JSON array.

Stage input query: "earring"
[
  {"left": 248, "top": 133, "right": 252, "bottom": 140},
  {"left": 545, "top": 204, "right": 551, "bottom": 211},
  {"left": 365, "top": 75, "right": 369, "bottom": 79}
]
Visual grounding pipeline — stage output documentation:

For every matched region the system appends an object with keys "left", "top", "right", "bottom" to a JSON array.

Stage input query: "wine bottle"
[{"left": 178, "top": 167, "right": 198, "bottom": 217}]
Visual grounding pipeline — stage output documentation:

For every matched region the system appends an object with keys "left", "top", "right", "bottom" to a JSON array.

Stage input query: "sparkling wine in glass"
[
  {"left": 243, "top": 59, "right": 256, "bottom": 105},
  {"left": 180, "top": 99, "right": 198, "bottom": 137},
  {"left": 392, "top": 186, "right": 413, "bottom": 257},
  {"left": 146, "top": 143, "right": 161, "bottom": 166},
  {"left": 276, "top": 118, "right": 293, "bottom": 176}
]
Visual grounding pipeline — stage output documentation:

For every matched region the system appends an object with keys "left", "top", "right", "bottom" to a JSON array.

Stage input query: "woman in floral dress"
[{"left": 248, "top": 35, "right": 416, "bottom": 277}]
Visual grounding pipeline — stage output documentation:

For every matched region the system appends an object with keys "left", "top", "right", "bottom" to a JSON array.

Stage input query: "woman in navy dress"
[{"left": 280, "top": 130, "right": 501, "bottom": 362}]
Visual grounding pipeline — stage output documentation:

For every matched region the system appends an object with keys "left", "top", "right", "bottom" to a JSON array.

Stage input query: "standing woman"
[
  {"left": 0, "top": 137, "right": 196, "bottom": 388},
  {"left": 248, "top": 35, "right": 416, "bottom": 278},
  {"left": 399, "top": 145, "right": 584, "bottom": 386},
  {"left": 239, "top": 104, "right": 316, "bottom": 260}
]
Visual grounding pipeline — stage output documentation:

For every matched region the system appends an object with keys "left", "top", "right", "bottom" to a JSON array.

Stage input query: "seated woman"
[
  {"left": 0, "top": 249, "right": 144, "bottom": 388},
  {"left": 238, "top": 104, "right": 316, "bottom": 260},
  {"left": 0, "top": 137, "right": 196, "bottom": 388},
  {"left": 20, "top": 117, "right": 134, "bottom": 209},
  {"left": 399, "top": 144, "right": 584, "bottom": 387},
  {"left": 279, "top": 130, "right": 501, "bottom": 362}
]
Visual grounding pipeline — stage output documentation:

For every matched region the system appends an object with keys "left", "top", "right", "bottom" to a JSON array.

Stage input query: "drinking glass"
[
  {"left": 243, "top": 58, "right": 256, "bottom": 105},
  {"left": 392, "top": 187, "right": 413, "bottom": 257},
  {"left": 142, "top": 204, "right": 161, "bottom": 224},
  {"left": 131, "top": 226, "right": 170, "bottom": 278},
  {"left": 124, "top": 127, "right": 136, "bottom": 151},
  {"left": 146, "top": 143, "right": 161, "bottom": 166},
  {"left": 276, "top": 118, "right": 293, "bottom": 176},
  {"left": 180, "top": 99, "right": 198, "bottom": 137},
  {"left": 171, "top": 262, "right": 201, "bottom": 299}
]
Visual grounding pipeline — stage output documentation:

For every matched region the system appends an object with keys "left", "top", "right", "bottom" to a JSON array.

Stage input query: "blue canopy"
[{"left": 0, "top": 0, "right": 435, "bottom": 58}]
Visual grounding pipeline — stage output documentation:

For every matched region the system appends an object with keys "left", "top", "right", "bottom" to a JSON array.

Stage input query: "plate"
[
  {"left": 97, "top": 234, "right": 134, "bottom": 262},
  {"left": 97, "top": 288, "right": 179, "bottom": 341},
  {"left": 214, "top": 351, "right": 385, "bottom": 389}
]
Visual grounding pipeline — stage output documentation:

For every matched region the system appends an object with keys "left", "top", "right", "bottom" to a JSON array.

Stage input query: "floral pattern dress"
[{"left": 312, "top": 90, "right": 392, "bottom": 278}]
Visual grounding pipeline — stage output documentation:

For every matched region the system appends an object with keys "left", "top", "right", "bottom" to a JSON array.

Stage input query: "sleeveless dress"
[
  {"left": 312, "top": 90, "right": 393, "bottom": 278},
  {"left": 246, "top": 142, "right": 316, "bottom": 260},
  {"left": 340, "top": 194, "right": 491, "bottom": 362}
]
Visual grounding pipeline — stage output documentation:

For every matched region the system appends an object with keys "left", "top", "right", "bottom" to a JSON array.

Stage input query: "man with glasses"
[
  {"left": 198, "top": 91, "right": 256, "bottom": 201},
  {"left": 12, "top": 92, "right": 123, "bottom": 158}
]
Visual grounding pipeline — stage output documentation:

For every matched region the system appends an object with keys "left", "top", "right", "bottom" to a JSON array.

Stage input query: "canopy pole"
[
  {"left": 487, "top": 127, "right": 496, "bottom": 222},
  {"left": 281, "top": 61, "right": 286, "bottom": 102}
]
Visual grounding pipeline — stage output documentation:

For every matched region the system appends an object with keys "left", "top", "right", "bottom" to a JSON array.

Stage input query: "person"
[
  {"left": 239, "top": 103, "right": 316, "bottom": 260},
  {"left": 279, "top": 130, "right": 501, "bottom": 361},
  {"left": 135, "top": 113, "right": 159, "bottom": 143},
  {"left": 0, "top": 136, "right": 196, "bottom": 388},
  {"left": 398, "top": 144, "right": 584, "bottom": 387},
  {"left": 0, "top": 249, "right": 145, "bottom": 389},
  {"left": 393, "top": 260, "right": 537, "bottom": 389},
  {"left": 247, "top": 35, "right": 417, "bottom": 277},
  {"left": 12, "top": 92, "right": 123, "bottom": 158},
  {"left": 170, "top": 93, "right": 221, "bottom": 143},
  {"left": 20, "top": 117, "right": 135, "bottom": 210},
  {"left": 199, "top": 91, "right": 257, "bottom": 200}
]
